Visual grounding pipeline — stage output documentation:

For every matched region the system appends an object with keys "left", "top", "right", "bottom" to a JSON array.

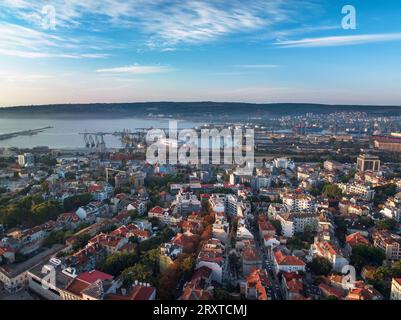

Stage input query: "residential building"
[
  {"left": 273, "top": 250, "right": 306, "bottom": 274},
  {"left": 241, "top": 246, "right": 262, "bottom": 276},
  {"left": 356, "top": 154, "right": 380, "bottom": 172},
  {"left": 241, "top": 269, "right": 270, "bottom": 300},
  {"left": 310, "top": 240, "right": 349, "bottom": 272},
  {"left": 196, "top": 239, "right": 225, "bottom": 284},
  {"left": 324, "top": 160, "right": 344, "bottom": 172},
  {"left": 281, "top": 192, "right": 315, "bottom": 212},
  {"left": 380, "top": 195, "right": 401, "bottom": 222},
  {"left": 212, "top": 212, "right": 230, "bottom": 244},
  {"left": 338, "top": 183, "right": 375, "bottom": 201},
  {"left": 18, "top": 153, "right": 34, "bottom": 167},
  {"left": 391, "top": 278, "right": 401, "bottom": 300},
  {"left": 277, "top": 212, "right": 319, "bottom": 238},
  {"left": 172, "top": 187, "right": 201, "bottom": 215},
  {"left": 180, "top": 266, "right": 214, "bottom": 300},
  {"left": 209, "top": 194, "right": 226, "bottom": 213},
  {"left": 373, "top": 230, "right": 401, "bottom": 261}
]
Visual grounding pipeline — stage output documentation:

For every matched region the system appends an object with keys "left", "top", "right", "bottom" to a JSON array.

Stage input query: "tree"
[
  {"left": 64, "top": 172, "right": 76, "bottom": 180},
  {"left": 359, "top": 216, "right": 374, "bottom": 228},
  {"left": 43, "top": 230, "right": 70, "bottom": 247},
  {"left": 374, "top": 184, "right": 397, "bottom": 206},
  {"left": 179, "top": 254, "right": 195, "bottom": 273},
  {"left": 308, "top": 257, "right": 332, "bottom": 276},
  {"left": 128, "top": 209, "right": 140, "bottom": 220},
  {"left": 142, "top": 248, "right": 160, "bottom": 274},
  {"left": 287, "top": 236, "right": 305, "bottom": 250},
  {"left": 214, "top": 288, "right": 231, "bottom": 300},
  {"left": 271, "top": 220, "right": 282, "bottom": 236},
  {"left": 200, "top": 225, "right": 213, "bottom": 241},
  {"left": 376, "top": 219, "right": 397, "bottom": 231},
  {"left": 63, "top": 193, "right": 92, "bottom": 211},
  {"left": 350, "top": 244, "right": 385, "bottom": 271},
  {"left": 322, "top": 184, "right": 342, "bottom": 199},
  {"left": 31, "top": 200, "right": 62, "bottom": 225},
  {"left": 368, "top": 260, "right": 401, "bottom": 298},
  {"left": 0, "top": 195, "right": 62, "bottom": 228},
  {"left": 38, "top": 155, "right": 57, "bottom": 166},
  {"left": 138, "top": 227, "right": 174, "bottom": 252},
  {"left": 340, "top": 170, "right": 356, "bottom": 183},
  {"left": 300, "top": 225, "right": 314, "bottom": 243},
  {"left": 158, "top": 263, "right": 182, "bottom": 300},
  {"left": 334, "top": 216, "right": 348, "bottom": 246},
  {"left": 98, "top": 252, "right": 139, "bottom": 276},
  {"left": 40, "top": 181, "right": 50, "bottom": 192},
  {"left": 72, "top": 234, "right": 91, "bottom": 252},
  {"left": 121, "top": 263, "right": 153, "bottom": 286}
]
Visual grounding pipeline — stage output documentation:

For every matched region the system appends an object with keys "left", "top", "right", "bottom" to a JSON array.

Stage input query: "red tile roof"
[
  {"left": 346, "top": 232, "right": 370, "bottom": 247},
  {"left": 282, "top": 271, "right": 303, "bottom": 282},
  {"left": 315, "top": 241, "right": 338, "bottom": 256},
  {"left": 319, "top": 283, "right": 345, "bottom": 299},
  {"left": 287, "top": 278, "right": 303, "bottom": 293},
  {"left": 66, "top": 279, "right": 90, "bottom": 297},
  {"left": 242, "top": 246, "right": 262, "bottom": 262},
  {"left": 0, "top": 246, "right": 14, "bottom": 255},
  {"left": 193, "top": 266, "right": 213, "bottom": 280},
  {"left": 128, "top": 285, "right": 156, "bottom": 300},
  {"left": 77, "top": 270, "right": 113, "bottom": 284},
  {"left": 149, "top": 206, "right": 165, "bottom": 214},
  {"left": 274, "top": 250, "right": 306, "bottom": 266},
  {"left": 89, "top": 184, "right": 104, "bottom": 193},
  {"left": 246, "top": 269, "right": 270, "bottom": 300}
]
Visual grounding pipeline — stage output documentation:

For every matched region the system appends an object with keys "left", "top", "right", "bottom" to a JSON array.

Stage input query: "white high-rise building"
[{"left": 18, "top": 153, "right": 34, "bottom": 167}]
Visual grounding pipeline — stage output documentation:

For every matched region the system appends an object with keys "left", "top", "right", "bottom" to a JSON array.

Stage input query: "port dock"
[{"left": 0, "top": 126, "right": 53, "bottom": 141}]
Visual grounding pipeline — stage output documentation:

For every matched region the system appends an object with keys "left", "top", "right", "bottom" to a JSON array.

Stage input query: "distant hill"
[{"left": 0, "top": 102, "right": 400, "bottom": 120}]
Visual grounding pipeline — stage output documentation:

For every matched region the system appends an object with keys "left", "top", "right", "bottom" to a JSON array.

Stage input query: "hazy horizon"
[{"left": 2, "top": 100, "right": 401, "bottom": 110}]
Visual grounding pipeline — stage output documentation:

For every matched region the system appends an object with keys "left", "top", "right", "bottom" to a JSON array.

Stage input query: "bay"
[{"left": 0, "top": 117, "right": 199, "bottom": 149}]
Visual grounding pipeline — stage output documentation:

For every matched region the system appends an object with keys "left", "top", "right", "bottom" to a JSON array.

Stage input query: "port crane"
[{"left": 80, "top": 131, "right": 107, "bottom": 152}]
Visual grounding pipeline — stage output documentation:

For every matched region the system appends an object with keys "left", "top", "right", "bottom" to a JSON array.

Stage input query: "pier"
[{"left": 0, "top": 126, "right": 52, "bottom": 141}]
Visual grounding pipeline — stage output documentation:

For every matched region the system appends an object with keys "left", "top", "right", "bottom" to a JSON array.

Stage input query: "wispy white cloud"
[
  {"left": 0, "top": 0, "right": 314, "bottom": 49},
  {"left": 0, "top": 48, "right": 109, "bottom": 59},
  {"left": 234, "top": 64, "right": 281, "bottom": 68},
  {"left": 0, "top": 22, "right": 110, "bottom": 59},
  {"left": 96, "top": 64, "right": 172, "bottom": 74},
  {"left": 276, "top": 33, "right": 401, "bottom": 47}
]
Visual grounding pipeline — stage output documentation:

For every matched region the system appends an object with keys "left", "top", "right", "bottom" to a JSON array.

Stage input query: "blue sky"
[{"left": 1, "top": 0, "right": 401, "bottom": 106}]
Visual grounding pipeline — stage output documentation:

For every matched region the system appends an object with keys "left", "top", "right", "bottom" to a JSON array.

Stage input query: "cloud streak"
[
  {"left": 96, "top": 64, "right": 172, "bottom": 74},
  {"left": 0, "top": 0, "right": 312, "bottom": 48},
  {"left": 0, "top": 22, "right": 110, "bottom": 59},
  {"left": 276, "top": 33, "right": 401, "bottom": 47},
  {"left": 234, "top": 64, "right": 281, "bottom": 68}
]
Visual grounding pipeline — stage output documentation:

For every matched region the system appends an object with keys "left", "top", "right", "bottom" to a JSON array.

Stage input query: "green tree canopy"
[
  {"left": 322, "top": 184, "right": 343, "bottom": 199},
  {"left": 376, "top": 219, "right": 397, "bottom": 231},
  {"left": 308, "top": 257, "right": 332, "bottom": 276},
  {"left": 98, "top": 251, "right": 139, "bottom": 276},
  {"left": 121, "top": 263, "right": 154, "bottom": 286},
  {"left": 350, "top": 244, "right": 385, "bottom": 271}
]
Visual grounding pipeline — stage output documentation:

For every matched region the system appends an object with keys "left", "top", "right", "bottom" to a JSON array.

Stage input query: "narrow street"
[{"left": 250, "top": 221, "right": 283, "bottom": 300}]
